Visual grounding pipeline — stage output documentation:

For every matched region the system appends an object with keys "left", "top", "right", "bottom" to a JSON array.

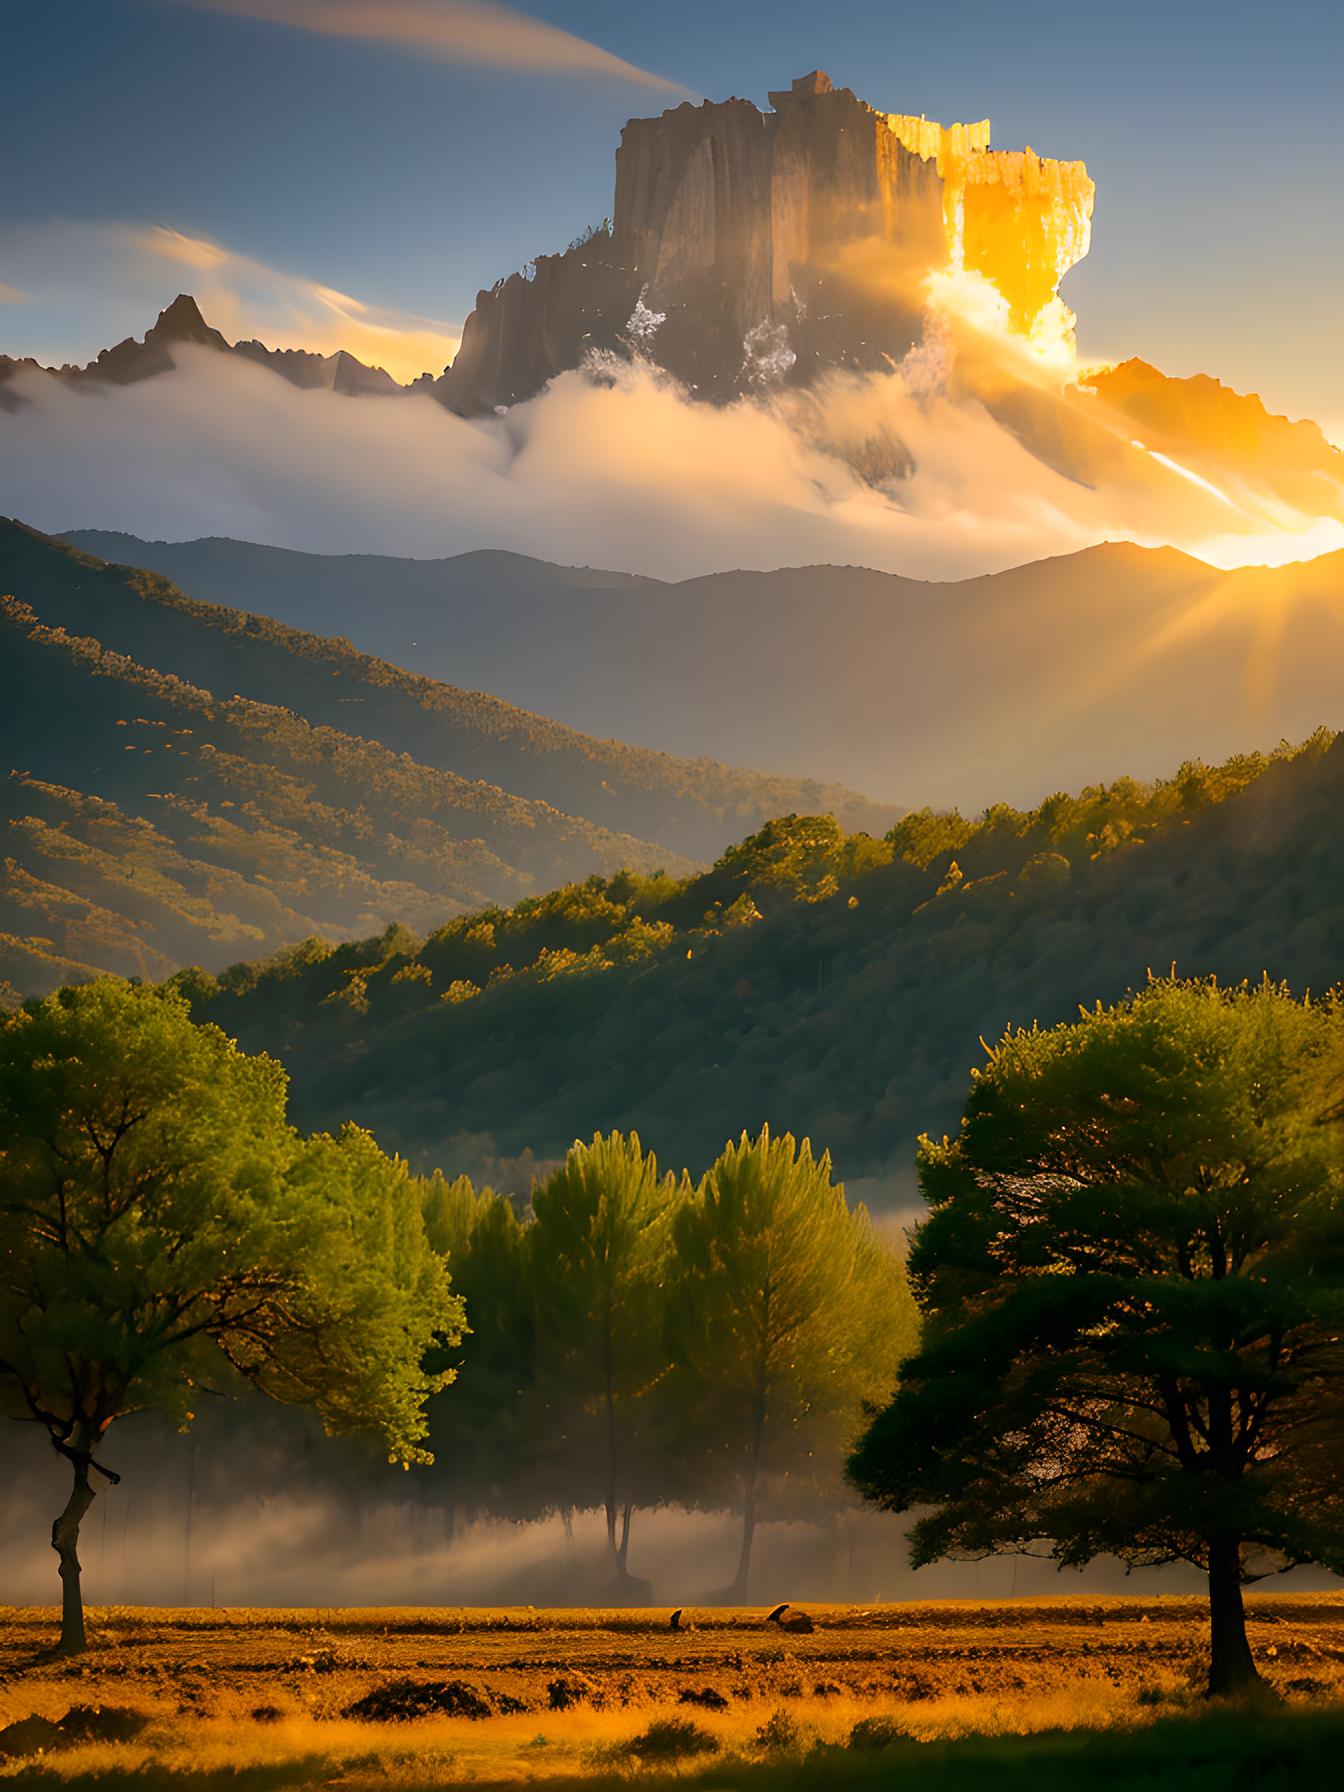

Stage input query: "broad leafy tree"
[
  {"left": 0, "top": 980, "right": 462, "bottom": 1652},
  {"left": 529, "top": 1132, "right": 679, "bottom": 1586},
  {"left": 669, "top": 1127, "right": 915, "bottom": 1599},
  {"left": 850, "top": 978, "right": 1344, "bottom": 1696}
]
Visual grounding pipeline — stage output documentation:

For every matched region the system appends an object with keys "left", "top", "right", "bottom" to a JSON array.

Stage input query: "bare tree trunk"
[
  {"left": 602, "top": 1288, "right": 623, "bottom": 1578},
  {"left": 183, "top": 1440, "right": 197, "bottom": 1605},
  {"left": 604, "top": 1491, "right": 619, "bottom": 1569},
  {"left": 731, "top": 1489, "right": 757, "bottom": 1604},
  {"left": 52, "top": 1448, "right": 96, "bottom": 1654},
  {"left": 729, "top": 1390, "right": 766, "bottom": 1603},
  {"left": 1207, "top": 1541, "right": 1261, "bottom": 1698}
]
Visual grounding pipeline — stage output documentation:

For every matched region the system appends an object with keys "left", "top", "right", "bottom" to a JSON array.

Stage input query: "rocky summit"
[{"left": 436, "top": 71, "right": 1095, "bottom": 412}]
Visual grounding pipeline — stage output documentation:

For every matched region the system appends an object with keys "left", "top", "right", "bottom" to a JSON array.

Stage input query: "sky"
[{"left": 2, "top": 0, "right": 1342, "bottom": 437}]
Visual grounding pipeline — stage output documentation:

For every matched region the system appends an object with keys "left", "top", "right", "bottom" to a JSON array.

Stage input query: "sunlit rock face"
[
  {"left": 886, "top": 115, "right": 1093, "bottom": 330},
  {"left": 437, "top": 72, "right": 1095, "bottom": 413}
]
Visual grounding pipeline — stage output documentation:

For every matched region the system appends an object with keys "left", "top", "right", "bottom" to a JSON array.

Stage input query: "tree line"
[
  {"left": 418, "top": 1121, "right": 913, "bottom": 1599},
  {"left": 0, "top": 979, "right": 912, "bottom": 1649},
  {"left": 2, "top": 973, "right": 1342, "bottom": 1703},
  {"left": 180, "top": 729, "right": 1344, "bottom": 1187}
]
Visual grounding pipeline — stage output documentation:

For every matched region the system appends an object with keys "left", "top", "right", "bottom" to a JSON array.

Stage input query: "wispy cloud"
[
  {"left": 0, "top": 283, "right": 25, "bottom": 304},
  {"left": 0, "top": 219, "right": 460, "bottom": 384},
  {"left": 167, "top": 0, "right": 686, "bottom": 91},
  {"left": 139, "top": 224, "right": 462, "bottom": 381}
]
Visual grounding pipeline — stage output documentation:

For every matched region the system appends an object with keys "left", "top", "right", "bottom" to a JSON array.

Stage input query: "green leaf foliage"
[
  {"left": 528, "top": 1133, "right": 683, "bottom": 1561},
  {"left": 188, "top": 729, "right": 1343, "bottom": 1185},
  {"left": 849, "top": 977, "right": 1344, "bottom": 1586},
  {"left": 0, "top": 979, "right": 462, "bottom": 1467},
  {"left": 668, "top": 1130, "right": 916, "bottom": 1543}
]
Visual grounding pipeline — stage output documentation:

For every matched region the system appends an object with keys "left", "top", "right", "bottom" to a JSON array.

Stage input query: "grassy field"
[{"left": 1, "top": 1597, "right": 1341, "bottom": 1788}]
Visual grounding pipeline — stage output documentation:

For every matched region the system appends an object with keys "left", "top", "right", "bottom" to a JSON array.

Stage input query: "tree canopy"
[
  {"left": 669, "top": 1128, "right": 916, "bottom": 1598},
  {"left": 0, "top": 979, "right": 462, "bottom": 1650},
  {"left": 170, "top": 729, "right": 1344, "bottom": 1188},
  {"left": 849, "top": 977, "right": 1344, "bottom": 1695},
  {"left": 528, "top": 1132, "right": 681, "bottom": 1586}
]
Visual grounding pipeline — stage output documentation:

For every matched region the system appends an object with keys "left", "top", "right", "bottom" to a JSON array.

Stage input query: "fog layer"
[{"left": 6, "top": 334, "right": 1341, "bottom": 583}]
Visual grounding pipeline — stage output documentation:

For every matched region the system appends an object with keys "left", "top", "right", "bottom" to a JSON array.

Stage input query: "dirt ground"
[{"left": 1, "top": 1596, "right": 1341, "bottom": 1787}]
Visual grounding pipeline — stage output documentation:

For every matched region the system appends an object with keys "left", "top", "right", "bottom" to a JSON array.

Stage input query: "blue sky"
[{"left": 3, "top": 0, "right": 1342, "bottom": 430}]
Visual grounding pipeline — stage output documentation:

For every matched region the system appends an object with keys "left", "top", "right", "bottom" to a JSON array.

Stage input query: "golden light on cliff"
[{"left": 887, "top": 113, "right": 1095, "bottom": 334}]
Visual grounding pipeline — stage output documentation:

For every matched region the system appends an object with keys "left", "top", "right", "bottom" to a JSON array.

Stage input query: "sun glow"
[{"left": 1130, "top": 440, "right": 1240, "bottom": 510}]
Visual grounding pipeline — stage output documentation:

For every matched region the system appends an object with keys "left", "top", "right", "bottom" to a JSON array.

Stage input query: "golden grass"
[{"left": 1, "top": 1595, "right": 1341, "bottom": 1787}]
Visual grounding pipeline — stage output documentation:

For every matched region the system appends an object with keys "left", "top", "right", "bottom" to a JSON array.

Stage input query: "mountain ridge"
[
  {"left": 0, "top": 522, "right": 897, "bottom": 997},
  {"left": 59, "top": 527, "right": 1344, "bottom": 810}
]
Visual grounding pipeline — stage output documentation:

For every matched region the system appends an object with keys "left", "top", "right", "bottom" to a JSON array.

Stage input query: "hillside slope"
[
  {"left": 65, "top": 529, "right": 1344, "bottom": 808},
  {"left": 187, "top": 732, "right": 1344, "bottom": 1196},
  {"left": 0, "top": 525, "right": 893, "bottom": 996},
  {"left": 0, "top": 596, "right": 688, "bottom": 997},
  {"left": 7, "top": 523, "right": 894, "bottom": 855}
]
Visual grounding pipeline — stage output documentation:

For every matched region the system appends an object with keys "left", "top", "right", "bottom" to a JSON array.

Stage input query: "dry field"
[{"left": 1, "top": 1596, "right": 1342, "bottom": 1789}]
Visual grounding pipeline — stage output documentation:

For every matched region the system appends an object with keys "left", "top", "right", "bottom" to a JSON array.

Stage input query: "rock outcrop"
[
  {"left": 436, "top": 72, "right": 1095, "bottom": 412},
  {"left": 0, "top": 294, "right": 405, "bottom": 402}
]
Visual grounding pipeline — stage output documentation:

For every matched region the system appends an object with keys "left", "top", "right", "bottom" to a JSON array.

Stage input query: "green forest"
[
  {"left": 0, "top": 522, "right": 893, "bottom": 997},
  {"left": 181, "top": 726, "right": 1344, "bottom": 1184}
]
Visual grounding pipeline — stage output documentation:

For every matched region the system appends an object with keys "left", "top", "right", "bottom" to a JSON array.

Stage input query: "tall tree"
[
  {"left": 668, "top": 1127, "right": 915, "bottom": 1600},
  {"left": 420, "top": 1173, "right": 541, "bottom": 1524},
  {"left": 849, "top": 978, "right": 1344, "bottom": 1697},
  {"left": 529, "top": 1132, "right": 678, "bottom": 1587},
  {"left": 0, "top": 979, "right": 462, "bottom": 1652}
]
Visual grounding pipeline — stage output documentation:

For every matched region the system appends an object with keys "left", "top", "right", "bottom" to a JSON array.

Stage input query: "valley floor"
[{"left": 1, "top": 1597, "right": 1342, "bottom": 1788}]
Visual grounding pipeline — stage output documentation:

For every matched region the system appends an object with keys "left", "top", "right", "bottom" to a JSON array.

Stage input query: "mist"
[
  {"left": 3, "top": 1413, "right": 1254, "bottom": 1612},
  {"left": 5, "top": 338, "right": 1340, "bottom": 585}
]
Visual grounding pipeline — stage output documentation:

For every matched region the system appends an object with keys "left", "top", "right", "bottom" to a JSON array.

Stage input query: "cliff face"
[{"left": 437, "top": 71, "right": 1095, "bottom": 412}]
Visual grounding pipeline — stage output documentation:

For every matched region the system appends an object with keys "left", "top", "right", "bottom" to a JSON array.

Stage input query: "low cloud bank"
[{"left": 4, "top": 327, "right": 1341, "bottom": 582}]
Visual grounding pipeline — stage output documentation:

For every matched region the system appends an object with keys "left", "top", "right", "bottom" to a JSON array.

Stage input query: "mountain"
[
  {"left": 1084, "top": 360, "right": 1344, "bottom": 519},
  {"left": 184, "top": 730, "right": 1344, "bottom": 1199},
  {"left": 0, "top": 522, "right": 895, "bottom": 997},
  {"left": 5, "top": 76, "right": 1338, "bottom": 545},
  {"left": 0, "top": 294, "right": 407, "bottom": 408},
  {"left": 437, "top": 70, "right": 1093, "bottom": 412},
  {"left": 63, "top": 529, "right": 1344, "bottom": 811},
  {"left": 977, "top": 358, "right": 1344, "bottom": 534}
]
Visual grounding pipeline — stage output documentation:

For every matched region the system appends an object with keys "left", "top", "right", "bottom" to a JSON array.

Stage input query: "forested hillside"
[
  {"left": 5, "top": 523, "right": 894, "bottom": 854},
  {"left": 0, "top": 523, "right": 894, "bottom": 996},
  {"left": 186, "top": 730, "right": 1344, "bottom": 1194}
]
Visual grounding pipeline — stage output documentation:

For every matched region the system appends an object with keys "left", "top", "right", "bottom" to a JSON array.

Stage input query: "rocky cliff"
[{"left": 437, "top": 71, "right": 1095, "bottom": 411}]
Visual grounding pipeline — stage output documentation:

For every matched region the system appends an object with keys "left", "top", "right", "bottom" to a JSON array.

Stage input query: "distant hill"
[
  {"left": 185, "top": 731, "right": 1344, "bottom": 1199},
  {"left": 0, "top": 523, "right": 894, "bottom": 996},
  {"left": 65, "top": 530, "right": 1344, "bottom": 809}
]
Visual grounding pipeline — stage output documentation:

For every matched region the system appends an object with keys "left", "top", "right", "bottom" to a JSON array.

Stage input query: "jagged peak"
[{"left": 147, "top": 293, "right": 223, "bottom": 347}]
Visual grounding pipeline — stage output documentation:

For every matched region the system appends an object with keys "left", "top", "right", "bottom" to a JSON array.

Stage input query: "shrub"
[{"left": 625, "top": 1718, "right": 720, "bottom": 1762}]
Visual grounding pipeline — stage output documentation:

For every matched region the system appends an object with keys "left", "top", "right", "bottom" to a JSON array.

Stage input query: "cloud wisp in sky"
[{"left": 166, "top": 0, "right": 687, "bottom": 90}]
